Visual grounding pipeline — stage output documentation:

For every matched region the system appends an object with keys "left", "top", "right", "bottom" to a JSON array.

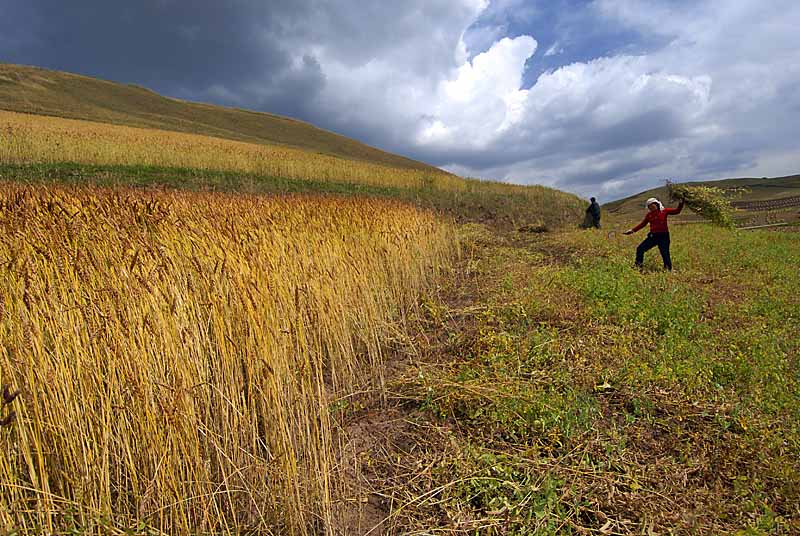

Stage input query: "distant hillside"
[
  {"left": 0, "top": 63, "right": 437, "bottom": 173},
  {"left": 604, "top": 175, "right": 800, "bottom": 226}
]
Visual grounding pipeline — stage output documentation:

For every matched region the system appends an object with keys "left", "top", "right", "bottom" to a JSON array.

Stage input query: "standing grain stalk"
[{"left": 0, "top": 182, "right": 456, "bottom": 534}]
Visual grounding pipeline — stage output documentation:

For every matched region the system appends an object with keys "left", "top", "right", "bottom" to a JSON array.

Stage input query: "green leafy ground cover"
[{"left": 376, "top": 224, "right": 799, "bottom": 534}]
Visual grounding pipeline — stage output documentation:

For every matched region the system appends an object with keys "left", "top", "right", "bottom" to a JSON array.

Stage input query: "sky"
[{"left": 2, "top": 0, "right": 799, "bottom": 200}]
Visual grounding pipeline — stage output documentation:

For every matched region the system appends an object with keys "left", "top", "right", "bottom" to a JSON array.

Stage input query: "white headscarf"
[{"left": 645, "top": 197, "right": 664, "bottom": 210}]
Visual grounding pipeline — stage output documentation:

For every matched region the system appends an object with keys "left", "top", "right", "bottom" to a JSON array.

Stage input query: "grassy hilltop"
[{"left": 0, "top": 63, "right": 435, "bottom": 171}]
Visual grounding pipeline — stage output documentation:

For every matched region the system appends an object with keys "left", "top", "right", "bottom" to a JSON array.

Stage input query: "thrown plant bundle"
[{"left": 666, "top": 180, "right": 740, "bottom": 228}]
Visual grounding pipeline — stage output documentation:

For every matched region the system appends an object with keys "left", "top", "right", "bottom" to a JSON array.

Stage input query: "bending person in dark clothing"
[
  {"left": 623, "top": 197, "right": 684, "bottom": 270},
  {"left": 586, "top": 197, "right": 601, "bottom": 228}
]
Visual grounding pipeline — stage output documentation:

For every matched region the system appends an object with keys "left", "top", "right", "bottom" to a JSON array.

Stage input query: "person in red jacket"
[{"left": 623, "top": 197, "right": 684, "bottom": 270}]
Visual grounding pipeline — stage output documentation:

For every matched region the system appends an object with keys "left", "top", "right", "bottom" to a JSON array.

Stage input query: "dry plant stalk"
[{"left": 0, "top": 182, "right": 456, "bottom": 534}]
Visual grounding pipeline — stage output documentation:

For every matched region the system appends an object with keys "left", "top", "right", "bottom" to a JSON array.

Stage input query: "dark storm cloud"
[
  {"left": 408, "top": 106, "right": 686, "bottom": 176},
  {"left": 0, "top": 3, "right": 39, "bottom": 53},
  {"left": 553, "top": 154, "right": 664, "bottom": 189},
  {"left": 580, "top": 109, "right": 684, "bottom": 154},
  {"left": 0, "top": 0, "right": 480, "bottom": 130},
  {"left": 7, "top": 2, "right": 260, "bottom": 83},
  {"left": 1, "top": 0, "right": 325, "bottom": 116}
]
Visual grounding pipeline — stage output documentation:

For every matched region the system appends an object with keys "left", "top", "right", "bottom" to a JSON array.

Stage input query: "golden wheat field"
[
  {"left": 0, "top": 110, "right": 466, "bottom": 192},
  {"left": 0, "top": 182, "right": 455, "bottom": 534}
]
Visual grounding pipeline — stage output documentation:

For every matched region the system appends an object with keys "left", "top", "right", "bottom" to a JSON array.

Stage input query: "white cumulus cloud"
[{"left": 419, "top": 36, "right": 537, "bottom": 147}]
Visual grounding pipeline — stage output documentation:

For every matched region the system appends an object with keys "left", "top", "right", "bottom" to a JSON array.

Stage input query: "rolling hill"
[
  {"left": 0, "top": 63, "right": 586, "bottom": 228},
  {"left": 0, "top": 63, "right": 436, "bottom": 172}
]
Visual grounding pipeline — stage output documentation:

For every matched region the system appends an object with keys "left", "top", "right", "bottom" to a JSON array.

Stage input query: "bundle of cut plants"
[{"left": 666, "top": 180, "right": 738, "bottom": 228}]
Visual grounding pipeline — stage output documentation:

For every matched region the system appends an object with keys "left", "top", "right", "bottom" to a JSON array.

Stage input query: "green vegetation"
[
  {"left": 377, "top": 224, "right": 799, "bottom": 534},
  {"left": 667, "top": 180, "right": 740, "bottom": 228}
]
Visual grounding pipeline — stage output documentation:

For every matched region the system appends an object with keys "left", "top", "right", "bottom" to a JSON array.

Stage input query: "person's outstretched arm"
[
  {"left": 624, "top": 216, "right": 648, "bottom": 235},
  {"left": 666, "top": 200, "right": 685, "bottom": 215}
]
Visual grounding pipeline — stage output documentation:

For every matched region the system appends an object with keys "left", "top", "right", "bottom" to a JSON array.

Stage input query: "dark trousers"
[{"left": 635, "top": 232, "right": 672, "bottom": 270}]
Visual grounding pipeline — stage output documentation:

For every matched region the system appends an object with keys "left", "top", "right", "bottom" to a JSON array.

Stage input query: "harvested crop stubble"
[
  {"left": 0, "top": 182, "right": 455, "bottom": 534},
  {"left": 667, "top": 180, "right": 739, "bottom": 228}
]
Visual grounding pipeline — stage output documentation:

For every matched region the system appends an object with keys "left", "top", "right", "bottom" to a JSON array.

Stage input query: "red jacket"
[{"left": 632, "top": 201, "right": 684, "bottom": 233}]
